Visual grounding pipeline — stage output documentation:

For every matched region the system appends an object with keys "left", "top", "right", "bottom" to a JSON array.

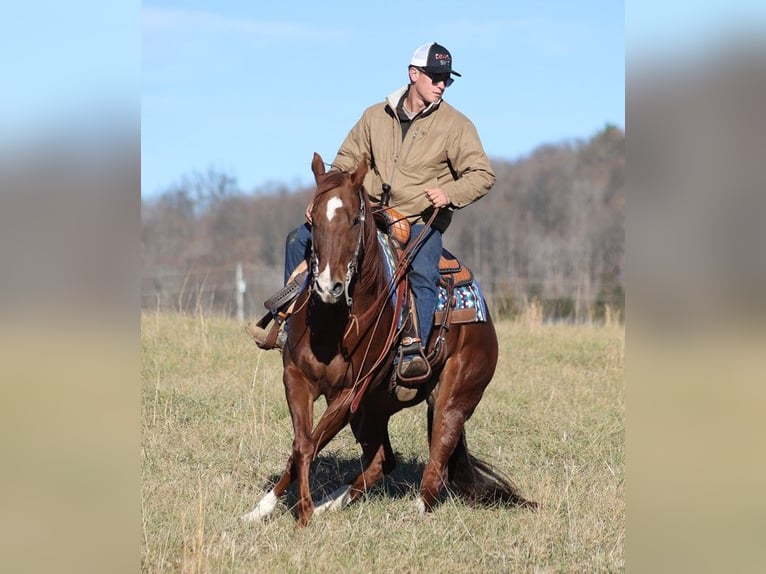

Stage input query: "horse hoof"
[{"left": 240, "top": 509, "right": 266, "bottom": 523}]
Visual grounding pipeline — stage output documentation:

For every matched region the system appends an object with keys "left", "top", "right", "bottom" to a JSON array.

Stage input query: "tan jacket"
[{"left": 331, "top": 86, "right": 495, "bottom": 229}]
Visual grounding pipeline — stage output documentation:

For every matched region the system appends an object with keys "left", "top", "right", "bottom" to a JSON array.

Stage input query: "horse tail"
[{"left": 447, "top": 432, "right": 538, "bottom": 509}]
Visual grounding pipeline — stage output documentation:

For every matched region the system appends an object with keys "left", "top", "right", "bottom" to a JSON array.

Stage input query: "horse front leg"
[
  {"left": 280, "top": 365, "right": 320, "bottom": 527},
  {"left": 242, "top": 381, "right": 354, "bottom": 526},
  {"left": 241, "top": 365, "right": 314, "bottom": 525},
  {"left": 265, "top": 385, "right": 355, "bottom": 527},
  {"left": 240, "top": 455, "right": 295, "bottom": 523},
  {"left": 315, "top": 406, "right": 396, "bottom": 514},
  {"left": 294, "top": 388, "right": 356, "bottom": 520}
]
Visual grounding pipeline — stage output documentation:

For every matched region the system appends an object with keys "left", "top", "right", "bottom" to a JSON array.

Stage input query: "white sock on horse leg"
[
  {"left": 315, "top": 485, "right": 353, "bottom": 514},
  {"left": 240, "top": 489, "right": 279, "bottom": 523}
]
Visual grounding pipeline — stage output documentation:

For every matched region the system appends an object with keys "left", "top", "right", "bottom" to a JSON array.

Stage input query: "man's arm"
[{"left": 440, "top": 119, "right": 496, "bottom": 208}]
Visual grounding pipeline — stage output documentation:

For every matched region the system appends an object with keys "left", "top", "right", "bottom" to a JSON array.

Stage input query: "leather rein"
[{"left": 304, "top": 183, "right": 439, "bottom": 413}]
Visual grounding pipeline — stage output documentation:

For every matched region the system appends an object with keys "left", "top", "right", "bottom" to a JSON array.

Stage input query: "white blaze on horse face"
[
  {"left": 325, "top": 196, "right": 343, "bottom": 222},
  {"left": 314, "top": 194, "right": 347, "bottom": 303}
]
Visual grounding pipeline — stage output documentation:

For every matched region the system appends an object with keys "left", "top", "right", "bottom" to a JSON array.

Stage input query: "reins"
[
  {"left": 304, "top": 178, "right": 440, "bottom": 422},
  {"left": 345, "top": 204, "right": 437, "bottom": 328},
  {"left": 345, "top": 206, "right": 440, "bottom": 412}
]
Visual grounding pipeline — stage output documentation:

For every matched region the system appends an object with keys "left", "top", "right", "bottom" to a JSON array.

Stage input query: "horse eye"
[{"left": 352, "top": 215, "right": 361, "bottom": 226}]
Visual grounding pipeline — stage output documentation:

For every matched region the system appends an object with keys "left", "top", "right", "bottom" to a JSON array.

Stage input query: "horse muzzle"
[{"left": 313, "top": 264, "right": 347, "bottom": 305}]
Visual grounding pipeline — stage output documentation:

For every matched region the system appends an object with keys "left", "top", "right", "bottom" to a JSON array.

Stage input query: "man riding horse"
[{"left": 248, "top": 42, "right": 495, "bottom": 382}]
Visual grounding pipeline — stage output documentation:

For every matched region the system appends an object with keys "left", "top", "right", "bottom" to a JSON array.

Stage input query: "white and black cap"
[{"left": 409, "top": 42, "right": 461, "bottom": 77}]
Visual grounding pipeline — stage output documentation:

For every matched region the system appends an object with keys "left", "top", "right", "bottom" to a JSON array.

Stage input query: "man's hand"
[
  {"left": 425, "top": 187, "right": 451, "bottom": 208},
  {"left": 305, "top": 199, "right": 314, "bottom": 224}
]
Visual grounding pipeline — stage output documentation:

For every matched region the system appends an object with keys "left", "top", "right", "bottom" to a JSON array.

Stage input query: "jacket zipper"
[{"left": 389, "top": 123, "right": 420, "bottom": 196}]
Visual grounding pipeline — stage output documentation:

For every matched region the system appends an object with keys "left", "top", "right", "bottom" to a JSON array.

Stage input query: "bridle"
[
  {"left": 310, "top": 186, "right": 366, "bottom": 307},
  {"left": 305, "top": 177, "right": 442, "bottom": 415}
]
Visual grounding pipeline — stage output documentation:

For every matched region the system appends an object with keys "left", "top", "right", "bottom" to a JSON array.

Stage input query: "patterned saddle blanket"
[{"left": 377, "top": 231, "right": 488, "bottom": 326}]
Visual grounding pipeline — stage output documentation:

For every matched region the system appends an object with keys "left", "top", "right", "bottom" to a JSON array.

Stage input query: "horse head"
[{"left": 309, "top": 153, "right": 369, "bottom": 305}]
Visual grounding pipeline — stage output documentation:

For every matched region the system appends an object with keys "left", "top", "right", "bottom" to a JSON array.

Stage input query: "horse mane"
[{"left": 357, "top": 188, "right": 385, "bottom": 296}]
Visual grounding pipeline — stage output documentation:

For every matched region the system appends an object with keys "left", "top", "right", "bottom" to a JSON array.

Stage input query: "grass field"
[{"left": 141, "top": 311, "right": 624, "bottom": 573}]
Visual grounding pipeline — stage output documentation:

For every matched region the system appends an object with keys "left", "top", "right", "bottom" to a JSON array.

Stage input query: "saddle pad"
[
  {"left": 436, "top": 281, "right": 488, "bottom": 323},
  {"left": 376, "top": 232, "right": 488, "bottom": 326},
  {"left": 377, "top": 231, "right": 400, "bottom": 306}
]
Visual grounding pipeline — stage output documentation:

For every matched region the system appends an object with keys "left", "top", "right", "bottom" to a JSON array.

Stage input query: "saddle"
[
  {"left": 374, "top": 208, "right": 481, "bottom": 329},
  {"left": 373, "top": 208, "right": 486, "bottom": 388},
  {"left": 434, "top": 251, "right": 479, "bottom": 325}
]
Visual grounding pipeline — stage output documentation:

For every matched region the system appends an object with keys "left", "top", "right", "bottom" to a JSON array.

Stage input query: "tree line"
[{"left": 141, "top": 125, "right": 624, "bottom": 322}]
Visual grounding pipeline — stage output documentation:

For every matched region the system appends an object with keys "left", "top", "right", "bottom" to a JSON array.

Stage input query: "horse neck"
[
  {"left": 355, "top": 214, "right": 386, "bottom": 293},
  {"left": 345, "top": 216, "right": 391, "bottom": 325},
  {"left": 305, "top": 214, "right": 393, "bottom": 363}
]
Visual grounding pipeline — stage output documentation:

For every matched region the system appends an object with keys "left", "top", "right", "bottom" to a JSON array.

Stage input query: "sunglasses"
[{"left": 416, "top": 67, "right": 454, "bottom": 87}]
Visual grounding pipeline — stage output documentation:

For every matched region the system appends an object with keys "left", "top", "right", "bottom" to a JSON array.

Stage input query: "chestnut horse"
[{"left": 242, "top": 153, "right": 534, "bottom": 526}]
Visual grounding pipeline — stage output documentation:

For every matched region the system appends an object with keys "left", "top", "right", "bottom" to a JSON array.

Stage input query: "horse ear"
[
  {"left": 352, "top": 154, "right": 368, "bottom": 186},
  {"left": 311, "top": 153, "right": 325, "bottom": 182}
]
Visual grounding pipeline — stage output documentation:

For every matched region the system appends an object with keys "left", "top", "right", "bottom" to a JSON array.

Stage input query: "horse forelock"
[{"left": 314, "top": 171, "right": 354, "bottom": 202}]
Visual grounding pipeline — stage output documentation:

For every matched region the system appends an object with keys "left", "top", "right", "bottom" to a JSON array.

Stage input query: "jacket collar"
[{"left": 385, "top": 85, "right": 441, "bottom": 119}]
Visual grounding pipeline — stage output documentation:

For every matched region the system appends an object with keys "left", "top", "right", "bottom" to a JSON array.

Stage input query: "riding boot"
[
  {"left": 245, "top": 262, "right": 307, "bottom": 351},
  {"left": 396, "top": 307, "right": 432, "bottom": 386},
  {"left": 245, "top": 320, "right": 287, "bottom": 350},
  {"left": 397, "top": 338, "right": 431, "bottom": 384}
]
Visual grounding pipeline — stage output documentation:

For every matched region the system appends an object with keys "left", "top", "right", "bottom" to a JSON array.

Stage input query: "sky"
[
  {"left": 1, "top": 2, "right": 138, "bottom": 150},
  {"left": 140, "top": 1, "right": 625, "bottom": 197},
  {"left": 4, "top": 2, "right": 765, "bottom": 199}
]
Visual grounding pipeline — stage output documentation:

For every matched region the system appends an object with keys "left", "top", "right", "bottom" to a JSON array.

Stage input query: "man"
[{"left": 249, "top": 42, "right": 495, "bottom": 379}]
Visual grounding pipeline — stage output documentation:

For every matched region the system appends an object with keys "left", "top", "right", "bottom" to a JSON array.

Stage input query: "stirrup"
[
  {"left": 396, "top": 337, "right": 432, "bottom": 387},
  {"left": 245, "top": 311, "right": 287, "bottom": 351},
  {"left": 247, "top": 262, "right": 308, "bottom": 351}
]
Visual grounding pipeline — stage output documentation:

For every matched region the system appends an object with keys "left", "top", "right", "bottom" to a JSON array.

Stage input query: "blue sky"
[
  {"left": 141, "top": 1, "right": 625, "bottom": 197},
  {"left": 6, "top": 2, "right": 764, "bottom": 199},
  {"left": 1, "top": 1, "right": 138, "bottom": 147},
  {"left": 627, "top": 0, "right": 766, "bottom": 58}
]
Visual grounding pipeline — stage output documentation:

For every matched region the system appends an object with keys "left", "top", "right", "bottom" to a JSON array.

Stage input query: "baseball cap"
[{"left": 409, "top": 42, "right": 461, "bottom": 78}]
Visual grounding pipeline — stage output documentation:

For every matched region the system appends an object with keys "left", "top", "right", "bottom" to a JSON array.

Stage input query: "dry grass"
[{"left": 141, "top": 311, "right": 624, "bottom": 573}]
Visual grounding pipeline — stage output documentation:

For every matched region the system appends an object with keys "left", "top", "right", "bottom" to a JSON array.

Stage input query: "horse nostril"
[{"left": 331, "top": 282, "right": 344, "bottom": 296}]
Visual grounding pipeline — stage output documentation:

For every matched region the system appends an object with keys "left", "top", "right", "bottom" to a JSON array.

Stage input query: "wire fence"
[
  {"left": 141, "top": 262, "right": 624, "bottom": 324},
  {"left": 140, "top": 262, "right": 282, "bottom": 320}
]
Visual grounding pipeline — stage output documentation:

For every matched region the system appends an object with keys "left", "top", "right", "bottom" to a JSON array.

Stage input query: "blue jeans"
[
  {"left": 283, "top": 222, "right": 442, "bottom": 343},
  {"left": 407, "top": 224, "right": 442, "bottom": 343},
  {"left": 284, "top": 223, "right": 312, "bottom": 284}
]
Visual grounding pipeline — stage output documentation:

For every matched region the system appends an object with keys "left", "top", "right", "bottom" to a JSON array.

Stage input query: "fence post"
[{"left": 236, "top": 262, "right": 246, "bottom": 324}]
